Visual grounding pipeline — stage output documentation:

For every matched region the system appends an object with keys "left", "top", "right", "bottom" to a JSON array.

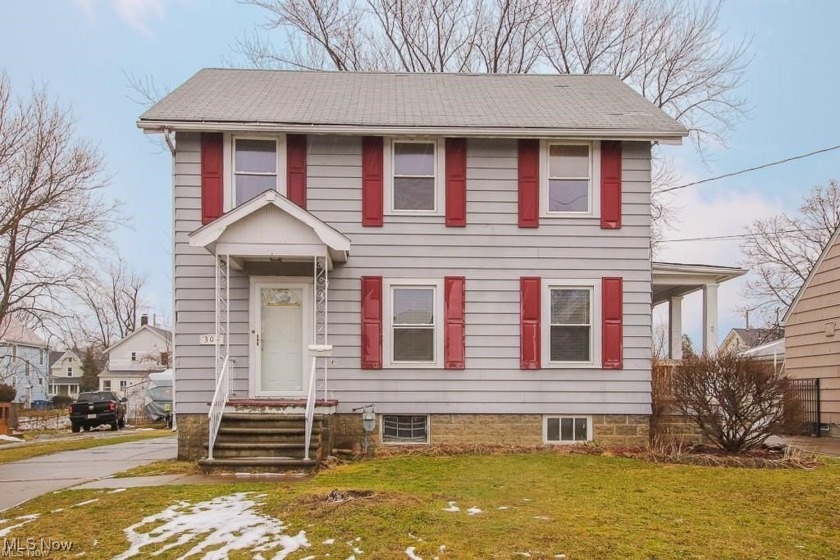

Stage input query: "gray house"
[{"left": 139, "top": 70, "right": 734, "bottom": 470}]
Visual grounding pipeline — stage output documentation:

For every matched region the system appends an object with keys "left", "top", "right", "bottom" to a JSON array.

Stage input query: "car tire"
[
  {"left": 83, "top": 424, "right": 91, "bottom": 432},
  {"left": 110, "top": 422, "right": 118, "bottom": 431},
  {"left": 118, "top": 418, "right": 126, "bottom": 429},
  {"left": 71, "top": 423, "right": 80, "bottom": 433}
]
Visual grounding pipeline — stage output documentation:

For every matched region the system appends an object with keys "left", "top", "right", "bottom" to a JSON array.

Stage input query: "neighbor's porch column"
[
  {"left": 702, "top": 283, "right": 719, "bottom": 354},
  {"left": 669, "top": 296, "right": 683, "bottom": 360}
]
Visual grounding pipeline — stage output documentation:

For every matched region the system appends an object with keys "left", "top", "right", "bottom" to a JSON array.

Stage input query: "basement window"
[
  {"left": 544, "top": 416, "right": 591, "bottom": 444},
  {"left": 381, "top": 415, "right": 429, "bottom": 444}
]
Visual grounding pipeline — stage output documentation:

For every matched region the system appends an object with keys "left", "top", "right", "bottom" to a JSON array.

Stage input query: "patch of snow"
[
  {"left": 555, "top": 555, "right": 567, "bottom": 559},
  {"left": 323, "top": 538, "right": 336, "bottom": 545},
  {"left": 72, "top": 499, "right": 100, "bottom": 508},
  {"left": 108, "top": 488, "right": 127, "bottom": 494},
  {"left": 113, "top": 492, "right": 310, "bottom": 560},
  {"left": 523, "top": 498, "right": 532, "bottom": 502},
  {"left": 513, "top": 553, "right": 531, "bottom": 558},
  {"left": 51, "top": 509, "right": 64, "bottom": 513},
  {"left": 353, "top": 547, "right": 364, "bottom": 554},
  {"left": 439, "top": 545, "right": 446, "bottom": 552},
  {"left": 408, "top": 533, "right": 424, "bottom": 541},
  {"left": 0, "top": 514, "right": 41, "bottom": 537},
  {"left": 441, "top": 501, "right": 460, "bottom": 512},
  {"left": 93, "top": 540, "right": 98, "bottom": 546},
  {"left": 467, "top": 507, "right": 482, "bottom": 516},
  {"left": 0, "top": 435, "right": 22, "bottom": 442},
  {"left": 301, "top": 556, "right": 316, "bottom": 560},
  {"left": 534, "top": 516, "right": 551, "bottom": 520},
  {"left": 497, "top": 506, "right": 510, "bottom": 510},
  {"left": 405, "top": 547, "right": 423, "bottom": 559}
]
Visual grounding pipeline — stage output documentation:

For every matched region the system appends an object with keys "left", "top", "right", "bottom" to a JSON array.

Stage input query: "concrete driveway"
[{"left": 0, "top": 436, "right": 176, "bottom": 511}]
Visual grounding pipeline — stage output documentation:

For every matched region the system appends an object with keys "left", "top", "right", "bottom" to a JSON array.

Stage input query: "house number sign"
[{"left": 199, "top": 334, "right": 225, "bottom": 345}]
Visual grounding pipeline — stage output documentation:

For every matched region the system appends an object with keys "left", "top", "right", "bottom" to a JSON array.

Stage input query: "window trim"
[
  {"left": 130, "top": 351, "right": 136, "bottom": 362},
  {"left": 543, "top": 415, "right": 593, "bottom": 444},
  {"left": 541, "top": 279, "right": 602, "bottom": 368},
  {"left": 384, "top": 138, "right": 445, "bottom": 216},
  {"left": 383, "top": 278, "right": 445, "bottom": 368},
  {"left": 540, "top": 140, "right": 600, "bottom": 218},
  {"left": 223, "top": 134, "right": 287, "bottom": 212},
  {"left": 380, "top": 414, "right": 431, "bottom": 445},
  {"left": 66, "top": 367, "right": 72, "bottom": 377}
]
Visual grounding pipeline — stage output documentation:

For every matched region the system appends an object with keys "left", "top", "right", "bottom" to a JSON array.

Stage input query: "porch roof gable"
[
  {"left": 652, "top": 261, "right": 746, "bottom": 305},
  {"left": 189, "top": 191, "right": 351, "bottom": 263}
]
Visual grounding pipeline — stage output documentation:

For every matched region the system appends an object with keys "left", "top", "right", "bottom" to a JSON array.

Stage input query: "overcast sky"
[{"left": 2, "top": 0, "right": 839, "bottom": 346}]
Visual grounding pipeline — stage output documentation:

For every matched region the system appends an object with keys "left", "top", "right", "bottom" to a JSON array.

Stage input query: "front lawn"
[{"left": 2, "top": 453, "right": 838, "bottom": 559}]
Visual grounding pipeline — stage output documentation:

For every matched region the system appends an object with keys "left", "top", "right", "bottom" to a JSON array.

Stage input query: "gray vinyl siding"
[{"left": 173, "top": 133, "right": 652, "bottom": 415}]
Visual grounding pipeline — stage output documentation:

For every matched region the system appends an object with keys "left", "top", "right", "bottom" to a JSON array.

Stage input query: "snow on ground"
[
  {"left": 467, "top": 507, "right": 482, "bottom": 516},
  {"left": 113, "top": 492, "right": 310, "bottom": 560},
  {"left": 0, "top": 514, "right": 40, "bottom": 537},
  {"left": 72, "top": 499, "right": 99, "bottom": 507},
  {"left": 406, "top": 546, "right": 423, "bottom": 559},
  {"left": 441, "top": 501, "right": 460, "bottom": 512}
]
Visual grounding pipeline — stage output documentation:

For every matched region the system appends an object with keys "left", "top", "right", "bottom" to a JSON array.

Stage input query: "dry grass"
[
  {"left": 2, "top": 452, "right": 839, "bottom": 559},
  {"left": 0, "top": 430, "right": 172, "bottom": 465},
  {"left": 114, "top": 459, "right": 199, "bottom": 478}
]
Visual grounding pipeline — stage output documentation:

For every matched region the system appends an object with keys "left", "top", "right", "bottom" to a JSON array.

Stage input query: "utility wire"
[
  {"left": 659, "top": 143, "right": 840, "bottom": 194},
  {"left": 662, "top": 226, "right": 828, "bottom": 244}
]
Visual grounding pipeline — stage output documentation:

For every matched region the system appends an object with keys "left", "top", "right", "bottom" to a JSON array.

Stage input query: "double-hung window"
[
  {"left": 385, "top": 280, "right": 444, "bottom": 367},
  {"left": 543, "top": 280, "right": 601, "bottom": 367},
  {"left": 66, "top": 367, "right": 72, "bottom": 377},
  {"left": 388, "top": 140, "right": 442, "bottom": 213},
  {"left": 542, "top": 142, "right": 599, "bottom": 216},
  {"left": 233, "top": 138, "right": 279, "bottom": 206}
]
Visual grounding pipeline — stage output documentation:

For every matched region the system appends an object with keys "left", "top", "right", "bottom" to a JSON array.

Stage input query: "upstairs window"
[
  {"left": 541, "top": 142, "right": 600, "bottom": 217},
  {"left": 130, "top": 352, "right": 136, "bottom": 362},
  {"left": 102, "top": 380, "right": 111, "bottom": 391},
  {"left": 389, "top": 140, "right": 441, "bottom": 213},
  {"left": 233, "top": 138, "right": 279, "bottom": 206},
  {"left": 66, "top": 367, "right": 72, "bottom": 377}
]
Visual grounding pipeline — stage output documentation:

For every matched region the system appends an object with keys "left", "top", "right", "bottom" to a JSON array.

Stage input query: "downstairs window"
[{"left": 382, "top": 415, "right": 429, "bottom": 444}]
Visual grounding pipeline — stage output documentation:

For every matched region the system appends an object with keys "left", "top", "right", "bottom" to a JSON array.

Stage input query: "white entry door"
[{"left": 252, "top": 281, "right": 311, "bottom": 397}]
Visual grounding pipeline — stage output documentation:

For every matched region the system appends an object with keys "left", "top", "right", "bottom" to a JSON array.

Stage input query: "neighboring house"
[
  {"left": 739, "top": 338, "right": 785, "bottom": 372},
  {"left": 48, "top": 350, "right": 82, "bottom": 399},
  {"left": 0, "top": 316, "right": 49, "bottom": 406},
  {"left": 99, "top": 315, "right": 172, "bottom": 422},
  {"left": 784, "top": 225, "right": 840, "bottom": 437},
  {"left": 720, "top": 328, "right": 783, "bottom": 354},
  {"left": 139, "top": 69, "right": 745, "bottom": 467}
]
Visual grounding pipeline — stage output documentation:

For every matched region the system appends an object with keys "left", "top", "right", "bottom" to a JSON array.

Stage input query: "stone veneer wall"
[
  {"left": 331, "top": 413, "right": 651, "bottom": 451},
  {"left": 176, "top": 414, "right": 208, "bottom": 461}
]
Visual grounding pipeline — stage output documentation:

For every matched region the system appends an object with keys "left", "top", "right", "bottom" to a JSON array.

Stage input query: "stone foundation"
[
  {"left": 176, "top": 414, "right": 208, "bottom": 461},
  {"left": 650, "top": 414, "right": 705, "bottom": 446},
  {"left": 330, "top": 413, "right": 651, "bottom": 451}
]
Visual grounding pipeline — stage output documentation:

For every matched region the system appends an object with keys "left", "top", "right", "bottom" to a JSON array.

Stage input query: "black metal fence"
[{"left": 790, "top": 378, "right": 821, "bottom": 437}]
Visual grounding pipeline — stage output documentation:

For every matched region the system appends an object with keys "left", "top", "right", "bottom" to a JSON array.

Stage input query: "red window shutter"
[
  {"left": 601, "top": 141, "right": 622, "bottom": 229},
  {"left": 445, "top": 138, "right": 467, "bottom": 227},
  {"left": 361, "top": 276, "right": 383, "bottom": 369},
  {"left": 444, "top": 276, "right": 466, "bottom": 369},
  {"left": 362, "top": 136, "right": 384, "bottom": 227},
  {"left": 518, "top": 139, "right": 540, "bottom": 228},
  {"left": 520, "top": 277, "right": 541, "bottom": 369},
  {"left": 602, "top": 277, "right": 623, "bottom": 369},
  {"left": 200, "top": 133, "right": 223, "bottom": 225},
  {"left": 286, "top": 134, "right": 307, "bottom": 208}
]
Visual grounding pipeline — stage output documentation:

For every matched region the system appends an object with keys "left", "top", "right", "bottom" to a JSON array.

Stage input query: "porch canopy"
[
  {"left": 652, "top": 261, "right": 747, "bottom": 359},
  {"left": 188, "top": 190, "right": 350, "bottom": 269}
]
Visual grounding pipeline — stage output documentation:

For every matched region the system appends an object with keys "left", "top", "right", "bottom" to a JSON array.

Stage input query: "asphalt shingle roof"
[{"left": 139, "top": 69, "right": 687, "bottom": 137}]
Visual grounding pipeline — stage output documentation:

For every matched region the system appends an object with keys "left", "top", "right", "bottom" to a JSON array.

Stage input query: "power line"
[
  {"left": 662, "top": 226, "right": 827, "bottom": 244},
  {"left": 659, "top": 143, "right": 840, "bottom": 194}
]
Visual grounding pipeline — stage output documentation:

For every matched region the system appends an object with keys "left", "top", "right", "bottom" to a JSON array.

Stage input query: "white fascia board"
[{"left": 137, "top": 120, "right": 687, "bottom": 142}]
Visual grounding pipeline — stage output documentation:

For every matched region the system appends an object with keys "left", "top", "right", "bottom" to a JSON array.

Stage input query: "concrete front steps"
[{"left": 199, "top": 400, "right": 336, "bottom": 474}]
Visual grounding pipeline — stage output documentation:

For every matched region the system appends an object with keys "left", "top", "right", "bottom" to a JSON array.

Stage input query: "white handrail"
[
  {"left": 207, "top": 355, "right": 232, "bottom": 461},
  {"left": 303, "top": 356, "right": 318, "bottom": 461}
]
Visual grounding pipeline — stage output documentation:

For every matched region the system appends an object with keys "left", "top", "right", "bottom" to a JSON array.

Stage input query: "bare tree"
[
  {"left": 53, "top": 257, "right": 148, "bottom": 350},
  {"left": 237, "top": 0, "right": 748, "bottom": 150},
  {"left": 0, "top": 71, "right": 114, "bottom": 331},
  {"left": 740, "top": 180, "right": 840, "bottom": 324}
]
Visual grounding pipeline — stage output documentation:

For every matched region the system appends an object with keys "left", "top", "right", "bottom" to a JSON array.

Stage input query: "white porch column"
[
  {"left": 702, "top": 283, "right": 719, "bottom": 354},
  {"left": 668, "top": 296, "right": 683, "bottom": 360}
]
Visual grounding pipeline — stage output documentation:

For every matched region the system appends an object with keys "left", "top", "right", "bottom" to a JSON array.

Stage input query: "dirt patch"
[{"left": 292, "top": 489, "right": 421, "bottom": 519}]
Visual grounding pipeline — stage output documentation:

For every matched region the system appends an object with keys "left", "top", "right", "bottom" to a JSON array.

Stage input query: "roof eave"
[{"left": 137, "top": 119, "right": 687, "bottom": 142}]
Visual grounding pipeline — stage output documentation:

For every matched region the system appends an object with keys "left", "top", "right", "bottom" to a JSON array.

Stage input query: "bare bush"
[{"left": 670, "top": 352, "right": 803, "bottom": 452}]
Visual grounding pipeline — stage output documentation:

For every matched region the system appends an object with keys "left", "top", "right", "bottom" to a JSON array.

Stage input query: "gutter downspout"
[{"left": 164, "top": 127, "right": 177, "bottom": 432}]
